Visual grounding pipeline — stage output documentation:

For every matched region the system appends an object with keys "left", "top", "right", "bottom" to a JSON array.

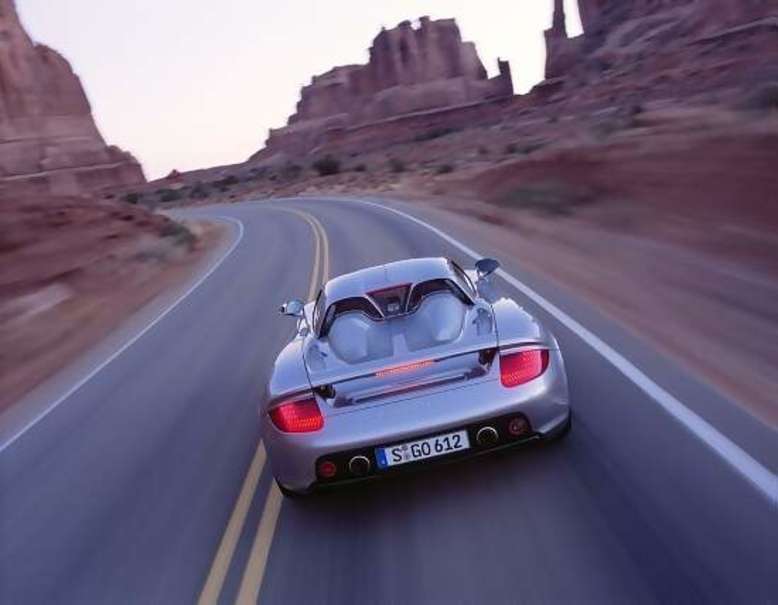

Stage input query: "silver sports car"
[{"left": 262, "top": 257, "right": 571, "bottom": 496}]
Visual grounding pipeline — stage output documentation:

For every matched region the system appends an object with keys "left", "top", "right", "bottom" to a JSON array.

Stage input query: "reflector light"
[
  {"left": 500, "top": 349, "right": 549, "bottom": 387},
  {"left": 508, "top": 416, "right": 531, "bottom": 436},
  {"left": 375, "top": 360, "right": 434, "bottom": 378},
  {"left": 317, "top": 460, "right": 338, "bottom": 479},
  {"left": 269, "top": 397, "right": 324, "bottom": 433}
]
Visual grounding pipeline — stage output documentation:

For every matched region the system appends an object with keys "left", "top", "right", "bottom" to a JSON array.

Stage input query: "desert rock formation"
[
  {"left": 0, "top": 0, "right": 145, "bottom": 197},
  {"left": 260, "top": 17, "right": 513, "bottom": 158},
  {"left": 545, "top": 0, "right": 777, "bottom": 81}
]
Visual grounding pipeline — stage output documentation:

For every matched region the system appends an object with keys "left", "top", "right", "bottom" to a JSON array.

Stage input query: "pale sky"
[{"left": 17, "top": 1, "right": 581, "bottom": 180}]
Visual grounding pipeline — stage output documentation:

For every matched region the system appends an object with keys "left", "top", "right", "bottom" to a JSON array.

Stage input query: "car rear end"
[
  {"left": 263, "top": 262, "right": 570, "bottom": 494},
  {"left": 262, "top": 340, "right": 570, "bottom": 493}
]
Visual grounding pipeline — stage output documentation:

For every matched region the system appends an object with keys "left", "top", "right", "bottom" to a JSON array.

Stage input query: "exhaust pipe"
[
  {"left": 348, "top": 455, "right": 371, "bottom": 477},
  {"left": 476, "top": 426, "right": 499, "bottom": 446}
]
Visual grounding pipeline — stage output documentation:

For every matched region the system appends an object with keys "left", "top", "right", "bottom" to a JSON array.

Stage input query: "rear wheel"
[
  {"left": 545, "top": 411, "right": 572, "bottom": 442},
  {"left": 275, "top": 479, "right": 309, "bottom": 499}
]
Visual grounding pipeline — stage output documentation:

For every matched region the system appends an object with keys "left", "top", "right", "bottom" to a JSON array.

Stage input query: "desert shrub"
[
  {"left": 521, "top": 141, "right": 546, "bottom": 155},
  {"left": 436, "top": 164, "right": 454, "bottom": 174},
  {"left": 626, "top": 103, "right": 644, "bottom": 116},
  {"left": 158, "top": 188, "right": 181, "bottom": 203},
  {"left": 160, "top": 221, "right": 195, "bottom": 248},
  {"left": 496, "top": 181, "right": 595, "bottom": 217},
  {"left": 353, "top": 163, "right": 367, "bottom": 172},
  {"left": 282, "top": 163, "right": 303, "bottom": 180},
  {"left": 190, "top": 183, "right": 209, "bottom": 199},
  {"left": 312, "top": 155, "right": 341, "bottom": 176},
  {"left": 739, "top": 82, "right": 778, "bottom": 112},
  {"left": 211, "top": 174, "right": 239, "bottom": 191},
  {"left": 124, "top": 192, "right": 141, "bottom": 204},
  {"left": 477, "top": 146, "right": 489, "bottom": 156},
  {"left": 247, "top": 167, "right": 267, "bottom": 180},
  {"left": 504, "top": 143, "right": 519, "bottom": 154},
  {"left": 413, "top": 127, "right": 456, "bottom": 142},
  {"left": 220, "top": 174, "right": 239, "bottom": 187},
  {"left": 389, "top": 158, "right": 406, "bottom": 173}
]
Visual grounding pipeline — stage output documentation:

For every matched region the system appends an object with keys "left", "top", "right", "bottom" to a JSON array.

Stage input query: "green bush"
[
  {"left": 436, "top": 164, "right": 454, "bottom": 174},
  {"left": 353, "top": 163, "right": 367, "bottom": 173},
  {"left": 312, "top": 155, "right": 341, "bottom": 176},
  {"left": 123, "top": 192, "right": 141, "bottom": 204},
  {"left": 504, "top": 143, "right": 519, "bottom": 154}
]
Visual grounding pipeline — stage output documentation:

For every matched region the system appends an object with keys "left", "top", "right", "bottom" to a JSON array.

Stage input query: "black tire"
[
  {"left": 275, "top": 479, "right": 308, "bottom": 499},
  {"left": 545, "top": 411, "right": 572, "bottom": 442}
]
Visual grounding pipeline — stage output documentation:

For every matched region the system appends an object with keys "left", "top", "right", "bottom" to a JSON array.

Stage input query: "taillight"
[
  {"left": 500, "top": 349, "right": 549, "bottom": 387},
  {"left": 269, "top": 397, "right": 324, "bottom": 433}
]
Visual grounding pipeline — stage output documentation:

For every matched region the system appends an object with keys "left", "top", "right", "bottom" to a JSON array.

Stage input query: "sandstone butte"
[
  {"left": 254, "top": 16, "right": 514, "bottom": 161},
  {"left": 545, "top": 0, "right": 773, "bottom": 79},
  {"left": 252, "top": 1, "right": 776, "bottom": 163},
  {"left": 0, "top": 0, "right": 145, "bottom": 198}
]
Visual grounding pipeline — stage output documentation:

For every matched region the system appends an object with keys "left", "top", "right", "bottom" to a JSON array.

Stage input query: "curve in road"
[{"left": 0, "top": 198, "right": 775, "bottom": 604}]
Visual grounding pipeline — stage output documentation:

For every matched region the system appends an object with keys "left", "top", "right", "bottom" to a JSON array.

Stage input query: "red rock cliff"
[
  {"left": 0, "top": 0, "right": 145, "bottom": 197},
  {"left": 545, "top": 0, "right": 777, "bottom": 80},
  {"left": 261, "top": 17, "right": 513, "bottom": 158}
]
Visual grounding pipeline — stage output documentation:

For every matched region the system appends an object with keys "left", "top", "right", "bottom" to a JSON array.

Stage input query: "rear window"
[
  {"left": 319, "top": 278, "right": 471, "bottom": 337},
  {"left": 368, "top": 284, "right": 411, "bottom": 318},
  {"left": 408, "top": 279, "right": 471, "bottom": 312},
  {"left": 320, "top": 296, "right": 381, "bottom": 336}
]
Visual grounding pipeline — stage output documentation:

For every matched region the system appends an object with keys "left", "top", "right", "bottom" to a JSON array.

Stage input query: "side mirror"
[
  {"left": 279, "top": 298, "right": 305, "bottom": 318},
  {"left": 475, "top": 258, "right": 500, "bottom": 279}
]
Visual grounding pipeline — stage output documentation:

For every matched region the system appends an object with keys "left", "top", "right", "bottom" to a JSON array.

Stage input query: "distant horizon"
[{"left": 18, "top": 1, "right": 582, "bottom": 180}]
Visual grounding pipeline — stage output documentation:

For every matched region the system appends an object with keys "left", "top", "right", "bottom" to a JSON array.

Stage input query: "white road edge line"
[
  {"left": 357, "top": 199, "right": 778, "bottom": 503},
  {"left": 0, "top": 216, "right": 246, "bottom": 454}
]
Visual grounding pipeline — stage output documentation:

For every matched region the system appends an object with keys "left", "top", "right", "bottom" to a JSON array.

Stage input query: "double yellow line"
[{"left": 198, "top": 209, "right": 330, "bottom": 605}]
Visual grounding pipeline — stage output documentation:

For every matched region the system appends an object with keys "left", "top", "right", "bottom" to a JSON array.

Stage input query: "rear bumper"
[
  {"left": 308, "top": 411, "right": 570, "bottom": 492},
  {"left": 262, "top": 350, "right": 570, "bottom": 492}
]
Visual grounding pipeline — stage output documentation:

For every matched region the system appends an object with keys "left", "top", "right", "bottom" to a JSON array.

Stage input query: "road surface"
[{"left": 1, "top": 197, "right": 776, "bottom": 604}]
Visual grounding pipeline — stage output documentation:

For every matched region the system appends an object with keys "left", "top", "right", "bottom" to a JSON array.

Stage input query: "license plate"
[{"left": 375, "top": 429, "right": 470, "bottom": 469}]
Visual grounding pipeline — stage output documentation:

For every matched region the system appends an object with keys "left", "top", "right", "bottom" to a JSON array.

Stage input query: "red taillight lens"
[
  {"left": 269, "top": 397, "right": 324, "bottom": 433},
  {"left": 500, "top": 349, "right": 549, "bottom": 387}
]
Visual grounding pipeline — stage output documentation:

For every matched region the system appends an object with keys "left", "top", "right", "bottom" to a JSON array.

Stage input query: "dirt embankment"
[
  {"left": 0, "top": 195, "right": 225, "bottom": 412},
  {"left": 399, "top": 110, "right": 778, "bottom": 427}
]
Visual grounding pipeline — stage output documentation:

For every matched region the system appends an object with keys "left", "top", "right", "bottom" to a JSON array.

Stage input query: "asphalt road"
[{"left": 1, "top": 197, "right": 776, "bottom": 604}]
